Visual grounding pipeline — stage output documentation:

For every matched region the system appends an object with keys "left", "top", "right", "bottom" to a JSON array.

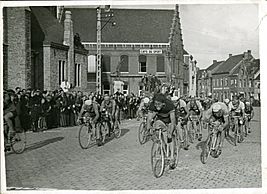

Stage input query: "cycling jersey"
[
  {"left": 101, "top": 100, "right": 116, "bottom": 114},
  {"left": 175, "top": 99, "right": 187, "bottom": 118},
  {"left": 149, "top": 98, "right": 175, "bottom": 124},
  {"left": 83, "top": 103, "right": 98, "bottom": 118},
  {"left": 186, "top": 100, "right": 203, "bottom": 115},
  {"left": 244, "top": 104, "right": 253, "bottom": 114},
  {"left": 228, "top": 101, "right": 245, "bottom": 116}
]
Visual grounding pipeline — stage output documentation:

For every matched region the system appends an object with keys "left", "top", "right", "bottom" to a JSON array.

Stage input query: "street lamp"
[{"left": 96, "top": 5, "right": 115, "bottom": 94}]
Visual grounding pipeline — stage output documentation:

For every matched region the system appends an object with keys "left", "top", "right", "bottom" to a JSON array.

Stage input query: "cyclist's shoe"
[
  {"left": 5, "top": 145, "right": 11, "bottom": 152},
  {"left": 169, "top": 159, "right": 176, "bottom": 170},
  {"left": 198, "top": 134, "right": 202, "bottom": 141},
  {"left": 184, "top": 145, "right": 189, "bottom": 150},
  {"left": 248, "top": 128, "right": 251, "bottom": 133}
]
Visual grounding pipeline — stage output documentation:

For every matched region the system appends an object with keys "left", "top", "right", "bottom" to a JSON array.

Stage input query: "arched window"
[
  {"left": 102, "top": 55, "right": 111, "bottom": 72},
  {"left": 120, "top": 55, "right": 129, "bottom": 72},
  {"left": 139, "top": 55, "right": 147, "bottom": 73}
]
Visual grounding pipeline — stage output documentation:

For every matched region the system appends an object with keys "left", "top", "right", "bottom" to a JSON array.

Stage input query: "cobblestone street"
[{"left": 5, "top": 107, "right": 261, "bottom": 190}]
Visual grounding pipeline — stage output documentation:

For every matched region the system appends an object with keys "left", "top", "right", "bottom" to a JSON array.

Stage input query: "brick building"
[
  {"left": 198, "top": 50, "right": 260, "bottom": 101},
  {"left": 197, "top": 60, "right": 224, "bottom": 97},
  {"left": 67, "top": 5, "right": 186, "bottom": 95},
  {"left": 3, "top": 7, "right": 88, "bottom": 91}
]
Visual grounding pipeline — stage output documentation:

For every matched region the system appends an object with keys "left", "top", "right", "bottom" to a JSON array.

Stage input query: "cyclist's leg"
[{"left": 4, "top": 112, "right": 15, "bottom": 139}]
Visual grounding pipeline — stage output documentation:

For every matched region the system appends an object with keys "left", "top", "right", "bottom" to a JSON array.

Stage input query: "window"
[
  {"left": 120, "top": 55, "right": 129, "bottom": 72},
  {"left": 156, "top": 55, "right": 165, "bottom": 72},
  {"left": 239, "top": 80, "right": 242, "bottom": 88},
  {"left": 123, "top": 85, "right": 128, "bottom": 95},
  {"left": 213, "top": 79, "right": 216, "bottom": 87},
  {"left": 244, "top": 80, "right": 246, "bottom": 87},
  {"left": 58, "top": 60, "right": 66, "bottom": 85},
  {"left": 74, "top": 63, "right": 81, "bottom": 87},
  {"left": 217, "top": 79, "right": 219, "bottom": 87},
  {"left": 102, "top": 55, "right": 111, "bottom": 72},
  {"left": 88, "top": 55, "right": 96, "bottom": 72},
  {"left": 249, "top": 80, "right": 252, "bottom": 88},
  {"left": 87, "top": 73, "right": 96, "bottom": 82},
  {"left": 103, "top": 84, "right": 110, "bottom": 95},
  {"left": 231, "top": 79, "right": 234, "bottom": 86},
  {"left": 225, "top": 78, "right": 228, "bottom": 86},
  {"left": 139, "top": 55, "right": 147, "bottom": 73},
  {"left": 234, "top": 79, "right": 237, "bottom": 86},
  {"left": 221, "top": 78, "right": 223, "bottom": 87}
]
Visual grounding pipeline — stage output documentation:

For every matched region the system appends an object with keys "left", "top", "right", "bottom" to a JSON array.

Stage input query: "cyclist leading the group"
[
  {"left": 203, "top": 101, "right": 229, "bottom": 155},
  {"left": 146, "top": 93, "right": 176, "bottom": 169},
  {"left": 78, "top": 99, "right": 101, "bottom": 146},
  {"left": 228, "top": 95, "right": 245, "bottom": 129},
  {"left": 137, "top": 97, "right": 150, "bottom": 120}
]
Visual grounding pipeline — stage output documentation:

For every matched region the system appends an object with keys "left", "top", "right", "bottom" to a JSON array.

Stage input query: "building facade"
[
  {"left": 3, "top": 7, "right": 88, "bottom": 91},
  {"left": 68, "top": 5, "right": 186, "bottom": 95}
]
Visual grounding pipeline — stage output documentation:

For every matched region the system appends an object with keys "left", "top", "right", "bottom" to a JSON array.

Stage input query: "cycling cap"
[
  {"left": 84, "top": 99, "right": 92, "bottom": 106},
  {"left": 171, "top": 96, "right": 179, "bottom": 101},
  {"left": 245, "top": 101, "right": 251, "bottom": 105},
  {"left": 208, "top": 92, "right": 212, "bottom": 97},
  {"left": 212, "top": 103, "right": 221, "bottom": 113},
  {"left": 224, "top": 98, "right": 230, "bottom": 104},
  {"left": 143, "top": 97, "right": 150, "bottom": 104}
]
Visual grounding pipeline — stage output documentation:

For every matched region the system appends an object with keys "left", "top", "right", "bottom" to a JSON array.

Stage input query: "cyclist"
[
  {"left": 147, "top": 93, "right": 176, "bottom": 169},
  {"left": 3, "top": 92, "right": 17, "bottom": 146},
  {"left": 203, "top": 102, "right": 229, "bottom": 155},
  {"left": 186, "top": 96, "right": 204, "bottom": 141},
  {"left": 100, "top": 94, "right": 119, "bottom": 134},
  {"left": 228, "top": 95, "right": 245, "bottom": 133},
  {"left": 244, "top": 101, "right": 254, "bottom": 133},
  {"left": 77, "top": 99, "right": 101, "bottom": 146},
  {"left": 137, "top": 97, "right": 150, "bottom": 120},
  {"left": 171, "top": 96, "right": 190, "bottom": 150},
  {"left": 223, "top": 98, "right": 230, "bottom": 106}
]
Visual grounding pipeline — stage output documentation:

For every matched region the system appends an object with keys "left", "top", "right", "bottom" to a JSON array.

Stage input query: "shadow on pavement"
[
  {"left": 103, "top": 128, "right": 130, "bottom": 145},
  {"left": 24, "top": 136, "right": 64, "bottom": 153},
  {"left": 225, "top": 134, "right": 236, "bottom": 146}
]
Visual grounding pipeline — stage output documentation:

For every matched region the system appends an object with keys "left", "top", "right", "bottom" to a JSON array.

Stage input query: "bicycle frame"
[{"left": 231, "top": 115, "right": 244, "bottom": 145}]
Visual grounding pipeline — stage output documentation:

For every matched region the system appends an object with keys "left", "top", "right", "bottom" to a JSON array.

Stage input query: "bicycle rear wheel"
[
  {"left": 172, "top": 134, "right": 180, "bottom": 168},
  {"left": 188, "top": 123, "right": 195, "bottom": 143},
  {"left": 78, "top": 125, "right": 93, "bottom": 149},
  {"left": 11, "top": 130, "right": 26, "bottom": 154},
  {"left": 238, "top": 125, "right": 244, "bottom": 143},
  {"left": 151, "top": 141, "right": 165, "bottom": 178},
  {"left": 101, "top": 122, "right": 108, "bottom": 143},
  {"left": 138, "top": 122, "right": 147, "bottom": 144},
  {"left": 114, "top": 121, "right": 121, "bottom": 138}
]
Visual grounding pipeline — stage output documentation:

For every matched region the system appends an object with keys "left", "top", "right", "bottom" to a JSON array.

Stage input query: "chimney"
[
  {"left": 247, "top": 50, "right": 251, "bottom": 55},
  {"left": 63, "top": 11, "right": 74, "bottom": 86},
  {"left": 229, "top": 54, "right": 232, "bottom": 58},
  {"left": 213, "top": 60, "right": 217, "bottom": 64}
]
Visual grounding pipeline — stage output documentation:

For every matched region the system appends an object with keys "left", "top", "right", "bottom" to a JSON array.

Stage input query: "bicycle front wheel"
[
  {"left": 78, "top": 125, "right": 93, "bottom": 149},
  {"left": 200, "top": 137, "right": 211, "bottom": 164},
  {"left": 138, "top": 122, "right": 147, "bottom": 144},
  {"left": 11, "top": 130, "right": 26, "bottom": 154},
  {"left": 172, "top": 134, "right": 180, "bottom": 168},
  {"left": 151, "top": 141, "right": 165, "bottom": 178}
]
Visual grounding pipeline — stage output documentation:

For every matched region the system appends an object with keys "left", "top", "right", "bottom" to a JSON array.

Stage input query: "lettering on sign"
[{"left": 140, "top": 49, "right": 162, "bottom": 54}]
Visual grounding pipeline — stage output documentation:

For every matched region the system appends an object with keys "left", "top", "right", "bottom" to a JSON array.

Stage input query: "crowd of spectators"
[{"left": 3, "top": 87, "right": 143, "bottom": 132}]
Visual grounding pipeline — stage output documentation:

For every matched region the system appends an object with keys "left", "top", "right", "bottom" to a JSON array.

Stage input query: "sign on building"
[
  {"left": 88, "top": 55, "right": 96, "bottom": 72},
  {"left": 113, "top": 80, "right": 124, "bottom": 93},
  {"left": 140, "top": 49, "right": 162, "bottom": 54}
]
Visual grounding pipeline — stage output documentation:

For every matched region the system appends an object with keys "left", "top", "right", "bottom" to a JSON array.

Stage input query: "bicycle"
[
  {"left": 176, "top": 117, "right": 189, "bottom": 150},
  {"left": 230, "top": 115, "right": 245, "bottom": 146},
  {"left": 244, "top": 113, "right": 251, "bottom": 137},
  {"left": 138, "top": 115, "right": 150, "bottom": 145},
  {"left": 188, "top": 115, "right": 200, "bottom": 143},
  {"left": 150, "top": 124, "right": 180, "bottom": 178},
  {"left": 78, "top": 116, "right": 99, "bottom": 149},
  {"left": 4, "top": 121, "right": 26, "bottom": 154},
  {"left": 200, "top": 121, "right": 222, "bottom": 164}
]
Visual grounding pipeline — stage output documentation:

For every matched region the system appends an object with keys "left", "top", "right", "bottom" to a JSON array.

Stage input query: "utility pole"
[{"left": 96, "top": 7, "right": 102, "bottom": 94}]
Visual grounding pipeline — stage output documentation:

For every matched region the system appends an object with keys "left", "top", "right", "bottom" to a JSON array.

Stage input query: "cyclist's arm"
[
  {"left": 78, "top": 104, "right": 85, "bottom": 119},
  {"left": 146, "top": 111, "right": 156, "bottom": 130},
  {"left": 112, "top": 100, "right": 116, "bottom": 116},
  {"left": 100, "top": 101, "right": 105, "bottom": 112},
  {"left": 92, "top": 103, "right": 100, "bottom": 123}
]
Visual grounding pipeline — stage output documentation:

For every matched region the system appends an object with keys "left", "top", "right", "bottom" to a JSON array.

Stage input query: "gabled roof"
[
  {"left": 213, "top": 54, "right": 244, "bottom": 75},
  {"left": 206, "top": 60, "right": 224, "bottom": 71},
  {"left": 66, "top": 8, "right": 174, "bottom": 43},
  {"left": 31, "top": 7, "right": 64, "bottom": 44},
  {"left": 183, "top": 49, "right": 189, "bottom": 55}
]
